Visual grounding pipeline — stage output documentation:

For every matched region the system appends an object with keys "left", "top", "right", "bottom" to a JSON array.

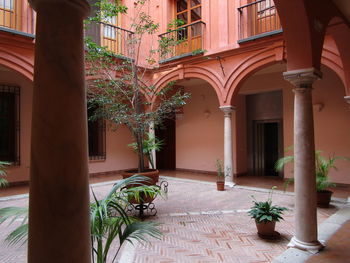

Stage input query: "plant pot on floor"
[
  {"left": 255, "top": 220, "right": 280, "bottom": 239},
  {"left": 216, "top": 181, "right": 225, "bottom": 191},
  {"left": 317, "top": 190, "right": 333, "bottom": 208}
]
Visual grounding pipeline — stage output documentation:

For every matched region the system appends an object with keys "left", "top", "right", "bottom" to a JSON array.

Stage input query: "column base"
[
  {"left": 287, "top": 236, "right": 324, "bottom": 254},
  {"left": 225, "top": 181, "right": 236, "bottom": 187}
]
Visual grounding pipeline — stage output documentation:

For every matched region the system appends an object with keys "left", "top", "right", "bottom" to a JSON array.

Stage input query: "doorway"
[
  {"left": 253, "top": 119, "right": 282, "bottom": 177},
  {"left": 155, "top": 114, "right": 176, "bottom": 170}
]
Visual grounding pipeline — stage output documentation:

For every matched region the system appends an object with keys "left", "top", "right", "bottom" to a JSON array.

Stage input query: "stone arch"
[
  {"left": 327, "top": 16, "right": 350, "bottom": 96},
  {"left": 152, "top": 66, "right": 224, "bottom": 105},
  {"left": 0, "top": 47, "right": 34, "bottom": 81},
  {"left": 224, "top": 45, "right": 346, "bottom": 105}
]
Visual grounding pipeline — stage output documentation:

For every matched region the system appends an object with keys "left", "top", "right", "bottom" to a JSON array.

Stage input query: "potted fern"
[
  {"left": 248, "top": 186, "right": 287, "bottom": 239},
  {"left": 275, "top": 149, "right": 350, "bottom": 207}
]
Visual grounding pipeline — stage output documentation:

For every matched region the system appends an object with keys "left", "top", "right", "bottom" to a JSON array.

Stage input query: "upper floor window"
[
  {"left": 0, "top": 85, "right": 20, "bottom": 165},
  {"left": 176, "top": 0, "right": 201, "bottom": 26}
]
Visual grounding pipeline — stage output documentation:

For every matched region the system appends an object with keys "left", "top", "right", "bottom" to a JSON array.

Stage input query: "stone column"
[
  {"left": 283, "top": 68, "right": 324, "bottom": 253},
  {"left": 219, "top": 106, "right": 235, "bottom": 186},
  {"left": 149, "top": 121, "right": 157, "bottom": 169},
  {"left": 28, "top": 1, "right": 91, "bottom": 262},
  {"left": 345, "top": 96, "right": 350, "bottom": 108}
]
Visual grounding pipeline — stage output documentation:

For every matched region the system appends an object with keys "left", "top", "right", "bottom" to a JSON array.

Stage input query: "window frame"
[{"left": 87, "top": 103, "right": 106, "bottom": 161}]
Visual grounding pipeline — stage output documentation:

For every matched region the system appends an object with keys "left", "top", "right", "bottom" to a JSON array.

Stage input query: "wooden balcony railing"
[
  {"left": 158, "top": 21, "right": 205, "bottom": 61},
  {"left": 100, "top": 22, "right": 135, "bottom": 58},
  {"left": 0, "top": 0, "right": 35, "bottom": 36},
  {"left": 238, "top": 0, "right": 281, "bottom": 41}
]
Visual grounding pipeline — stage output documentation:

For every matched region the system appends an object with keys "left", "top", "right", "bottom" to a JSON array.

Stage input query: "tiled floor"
[{"left": 0, "top": 170, "right": 349, "bottom": 263}]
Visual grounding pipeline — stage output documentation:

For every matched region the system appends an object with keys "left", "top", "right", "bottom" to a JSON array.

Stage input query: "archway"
[{"left": 155, "top": 77, "right": 224, "bottom": 177}]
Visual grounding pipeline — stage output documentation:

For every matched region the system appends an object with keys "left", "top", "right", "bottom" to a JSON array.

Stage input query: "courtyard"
[{"left": 0, "top": 171, "right": 348, "bottom": 263}]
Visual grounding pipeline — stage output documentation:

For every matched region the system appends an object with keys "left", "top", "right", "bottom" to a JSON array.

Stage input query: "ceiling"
[{"left": 332, "top": 0, "right": 350, "bottom": 23}]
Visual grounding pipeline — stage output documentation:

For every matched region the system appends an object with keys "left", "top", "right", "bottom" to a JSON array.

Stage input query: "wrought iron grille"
[{"left": 0, "top": 85, "right": 20, "bottom": 165}]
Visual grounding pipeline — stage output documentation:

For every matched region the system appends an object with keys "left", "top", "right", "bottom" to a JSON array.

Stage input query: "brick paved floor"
[{"left": 0, "top": 175, "right": 345, "bottom": 263}]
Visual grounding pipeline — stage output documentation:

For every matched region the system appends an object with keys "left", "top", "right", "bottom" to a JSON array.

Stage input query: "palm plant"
[
  {"left": 0, "top": 175, "right": 164, "bottom": 263},
  {"left": 275, "top": 149, "right": 350, "bottom": 192},
  {"left": 0, "top": 161, "right": 9, "bottom": 188}
]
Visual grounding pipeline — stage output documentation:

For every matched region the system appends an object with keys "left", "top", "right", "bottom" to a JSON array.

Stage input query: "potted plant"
[
  {"left": 275, "top": 149, "right": 350, "bottom": 207},
  {"left": 85, "top": 0, "right": 190, "bottom": 182},
  {"left": 248, "top": 186, "right": 287, "bottom": 239},
  {"left": 0, "top": 161, "right": 9, "bottom": 188},
  {"left": 215, "top": 159, "right": 225, "bottom": 191}
]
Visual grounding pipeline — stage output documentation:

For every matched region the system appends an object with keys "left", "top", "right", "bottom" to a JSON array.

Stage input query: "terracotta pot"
[
  {"left": 317, "top": 190, "right": 333, "bottom": 208},
  {"left": 216, "top": 181, "right": 225, "bottom": 191},
  {"left": 122, "top": 169, "right": 159, "bottom": 185},
  {"left": 255, "top": 220, "right": 280, "bottom": 239},
  {"left": 121, "top": 169, "right": 159, "bottom": 204}
]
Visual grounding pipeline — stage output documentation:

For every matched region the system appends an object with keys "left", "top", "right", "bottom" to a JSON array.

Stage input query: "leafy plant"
[
  {"left": 0, "top": 161, "right": 9, "bottom": 188},
  {"left": 0, "top": 175, "right": 165, "bottom": 263},
  {"left": 248, "top": 187, "right": 287, "bottom": 223},
  {"left": 128, "top": 132, "right": 163, "bottom": 170},
  {"left": 215, "top": 159, "right": 230, "bottom": 182},
  {"left": 215, "top": 159, "right": 225, "bottom": 182},
  {"left": 275, "top": 148, "right": 350, "bottom": 192},
  {"left": 85, "top": 0, "right": 190, "bottom": 173}
]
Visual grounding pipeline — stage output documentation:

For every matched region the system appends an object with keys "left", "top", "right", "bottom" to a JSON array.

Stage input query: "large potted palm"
[{"left": 275, "top": 149, "right": 350, "bottom": 207}]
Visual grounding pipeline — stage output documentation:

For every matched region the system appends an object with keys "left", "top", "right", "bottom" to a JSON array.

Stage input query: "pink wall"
[
  {"left": 88, "top": 125, "right": 137, "bottom": 174},
  {"left": 176, "top": 81, "right": 224, "bottom": 172}
]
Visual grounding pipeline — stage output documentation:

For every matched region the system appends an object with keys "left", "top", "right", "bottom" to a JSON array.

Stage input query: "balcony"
[
  {"left": 238, "top": 0, "right": 282, "bottom": 43},
  {"left": 158, "top": 21, "right": 205, "bottom": 63},
  {"left": 0, "top": 0, "right": 35, "bottom": 38}
]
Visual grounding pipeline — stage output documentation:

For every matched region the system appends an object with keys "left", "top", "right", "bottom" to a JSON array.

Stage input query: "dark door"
[
  {"left": 155, "top": 115, "right": 176, "bottom": 170},
  {"left": 253, "top": 120, "right": 282, "bottom": 176}
]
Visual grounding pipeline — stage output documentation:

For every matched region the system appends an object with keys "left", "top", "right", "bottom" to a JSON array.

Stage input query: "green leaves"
[
  {"left": 248, "top": 200, "right": 287, "bottom": 223},
  {"left": 275, "top": 147, "right": 350, "bottom": 192},
  {"left": 248, "top": 187, "right": 287, "bottom": 223},
  {"left": 0, "top": 161, "right": 9, "bottom": 188}
]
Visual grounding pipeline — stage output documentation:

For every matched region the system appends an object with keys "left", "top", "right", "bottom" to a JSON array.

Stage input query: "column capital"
[
  {"left": 29, "top": 0, "right": 90, "bottom": 17},
  {"left": 283, "top": 68, "right": 322, "bottom": 87},
  {"left": 220, "top": 106, "right": 236, "bottom": 116}
]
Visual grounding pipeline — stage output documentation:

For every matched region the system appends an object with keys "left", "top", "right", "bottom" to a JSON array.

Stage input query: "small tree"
[{"left": 85, "top": 0, "right": 190, "bottom": 173}]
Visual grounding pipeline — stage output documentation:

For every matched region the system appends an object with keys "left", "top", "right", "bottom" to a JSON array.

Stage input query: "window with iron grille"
[
  {"left": 0, "top": 85, "right": 20, "bottom": 165},
  {"left": 88, "top": 103, "right": 106, "bottom": 160}
]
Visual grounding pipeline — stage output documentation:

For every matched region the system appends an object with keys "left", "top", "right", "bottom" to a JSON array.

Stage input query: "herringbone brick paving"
[{"left": 0, "top": 175, "right": 343, "bottom": 262}]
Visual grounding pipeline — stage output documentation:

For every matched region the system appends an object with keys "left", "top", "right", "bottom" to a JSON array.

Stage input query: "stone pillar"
[
  {"left": 149, "top": 121, "right": 157, "bottom": 169},
  {"left": 283, "top": 68, "right": 324, "bottom": 253},
  {"left": 28, "top": 1, "right": 91, "bottom": 262},
  {"left": 345, "top": 96, "right": 350, "bottom": 108},
  {"left": 219, "top": 106, "right": 235, "bottom": 186}
]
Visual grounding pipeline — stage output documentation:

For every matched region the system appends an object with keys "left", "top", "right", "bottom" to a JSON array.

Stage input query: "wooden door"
[
  {"left": 155, "top": 114, "right": 176, "bottom": 170},
  {"left": 175, "top": 0, "right": 202, "bottom": 56},
  {"left": 0, "top": 0, "right": 20, "bottom": 31},
  {"left": 101, "top": 15, "right": 123, "bottom": 54},
  {"left": 255, "top": 0, "right": 281, "bottom": 35}
]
